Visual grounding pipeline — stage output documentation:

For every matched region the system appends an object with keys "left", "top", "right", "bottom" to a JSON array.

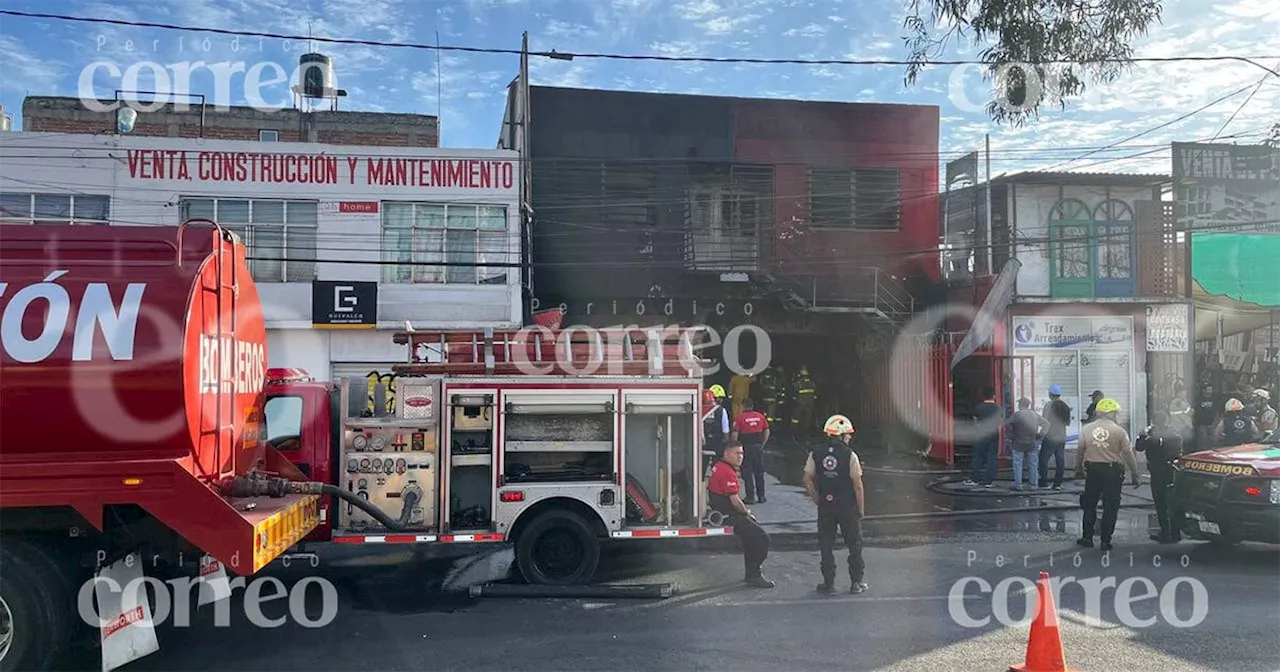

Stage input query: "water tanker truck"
[
  {"left": 0, "top": 220, "right": 730, "bottom": 670},
  {"left": 0, "top": 221, "right": 338, "bottom": 671}
]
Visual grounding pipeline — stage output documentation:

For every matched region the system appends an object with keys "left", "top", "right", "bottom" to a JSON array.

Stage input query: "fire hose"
[{"left": 226, "top": 473, "right": 422, "bottom": 531}]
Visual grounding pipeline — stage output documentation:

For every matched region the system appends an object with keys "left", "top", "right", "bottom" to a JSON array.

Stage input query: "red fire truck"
[{"left": 0, "top": 222, "right": 727, "bottom": 672}]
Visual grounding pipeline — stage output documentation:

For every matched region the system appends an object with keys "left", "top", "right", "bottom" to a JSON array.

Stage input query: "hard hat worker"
[
  {"left": 1039, "top": 384, "right": 1073, "bottom": 490},
  {"left": 1214, "top": 397, "right": 1259, "bottom": 446},
  {"left": 703, "top": 385, "right": 731, "bottom": 465},
  {"left": 706, "top": 441, "right": 775, "bottom": 589},
  {"left": 1073, "top": 398, "right": 1140, "bottom": 552},
  {"left": 803, "top": 414, "right": 868, "bottom": 595}
]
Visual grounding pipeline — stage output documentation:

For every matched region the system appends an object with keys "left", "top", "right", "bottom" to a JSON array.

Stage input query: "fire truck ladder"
[
  {"left": 392, "top": 326, "right": 713, "bottom": 377},
  {"left": 178, "top": 218, "right": 239, "bottom": 482}
]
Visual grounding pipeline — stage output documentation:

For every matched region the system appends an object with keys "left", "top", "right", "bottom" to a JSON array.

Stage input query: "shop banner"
[{"left": 1011, "top": 316, "right": 1133, "bottom": 349}]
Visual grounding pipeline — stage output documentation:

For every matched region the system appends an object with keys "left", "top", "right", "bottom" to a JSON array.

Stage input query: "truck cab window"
[{"left": 264, "top": 395, "right": 304, "bottom": 447}]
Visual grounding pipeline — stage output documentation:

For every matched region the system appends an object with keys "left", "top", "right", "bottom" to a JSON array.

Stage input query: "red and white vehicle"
[{"left": 271, "top": 324, "right": 733, "bottom": 585}]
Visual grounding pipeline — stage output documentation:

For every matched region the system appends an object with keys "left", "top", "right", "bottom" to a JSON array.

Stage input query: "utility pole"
[
  {"left": 984, "top": 134, "right": 993, "bottom": 274},
  {"left": 519, "top": 31, "right": 533, "bottom": 308}
]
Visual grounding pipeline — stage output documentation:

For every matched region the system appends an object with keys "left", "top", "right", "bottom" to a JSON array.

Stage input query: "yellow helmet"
[
  {"left": 823, "top": 414, "right": 855, "bottom": 436},
  {"left": 708, "top": 384, "right": 726, "bottom": 398},
  {"left": 1225, "top": 397, "right": 1245, "bottom": 412},
  {"left": 1095, "top": 398, "right": 1121, "bottom": 414}
]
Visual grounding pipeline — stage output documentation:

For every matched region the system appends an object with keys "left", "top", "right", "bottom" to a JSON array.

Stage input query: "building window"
[
  {"left": 381, "top": 202, "right": 508, "bottom": 285},
  {"left": 178, "top": 198, "right": 317, "bottom": 283},
  {"left": 808, "top": 167, "right": 901, "bottom": 230},
  {"left": 0, "top": 193, "right": 110, "bottom": 225},
  {"left": 259, "top": 130, "right": 279, "bottom": 142}
]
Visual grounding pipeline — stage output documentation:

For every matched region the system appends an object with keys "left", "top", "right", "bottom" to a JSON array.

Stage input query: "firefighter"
[
  {"left": 1215, "top": 397, "right": 1259, "bottom": 446},
  {"left": 803, "top": 414, "right": 867, "bottom": 595},
  {"left": 703, "top": 385, "right": 731, "bottom": 462},
  {"left": 731, "top": 397, "right": 770, "bottom": 503},
  {"left": 775, "top": 365, "right": 793, "bottom": 438},
  {"left": 729, "top": 371, "right": 755, "bottom": 420},
  {"left": 1135, "top": 410, "right": 1185, "bottom": 543},
  {"left": 754, "top": 367, "right": 781, "bottom": 425},
  {"left": 1252, "top": 389, "right": 1278, "bottom": 435},
  {"left": 706, "top": 441, "right": 774, "bottom": 588},
  {"left": 791, "top": 365, "right": 818, "bottom": 439},
  {"left": 1074, "top": 398, "right": 1140, "bottom": 552}
]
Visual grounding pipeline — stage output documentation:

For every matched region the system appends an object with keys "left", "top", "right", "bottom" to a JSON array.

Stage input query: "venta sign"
[
  {"left": 312, "top": 281, "right": 377, "bottom": 329},
  {"left": 126, "top": 149, "right": 515, "bottom": 190}
]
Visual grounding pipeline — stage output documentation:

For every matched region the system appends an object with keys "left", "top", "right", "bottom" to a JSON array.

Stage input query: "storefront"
[
  {"left": 1007, "top": 312, "right": 1141, "bottom": 446},
  {"left": 0, "top": 132, "right": 522, "bottom": 383}
]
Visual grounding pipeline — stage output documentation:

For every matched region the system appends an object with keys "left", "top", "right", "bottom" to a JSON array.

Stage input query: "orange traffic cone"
[{"left": 1009, "top": 571, "right": 1078, "bottom": 672}]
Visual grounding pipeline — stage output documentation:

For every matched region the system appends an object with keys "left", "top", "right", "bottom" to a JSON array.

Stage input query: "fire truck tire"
[
  {"left": 514, "top": 510, "right": 601, "bottom": 586},
  {"left": 0, "top": 540, "right": 75, "bottom": 672}
]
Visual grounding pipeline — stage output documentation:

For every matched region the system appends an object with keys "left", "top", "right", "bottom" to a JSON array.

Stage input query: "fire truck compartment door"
[
  {"left": 623, "top": 392, "right": 695, "bottom": 414},
  {"left": 503, "top": 391, "right": 617, "bottom": 414}
]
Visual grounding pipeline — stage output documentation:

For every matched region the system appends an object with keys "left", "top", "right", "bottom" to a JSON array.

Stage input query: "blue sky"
[{"left": 1, "top": 0, "right": 1277, "bottom": 177}]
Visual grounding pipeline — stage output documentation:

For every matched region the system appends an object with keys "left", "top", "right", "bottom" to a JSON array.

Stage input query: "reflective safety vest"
[{"left": 794, "top": 373, "right": 816, "bottom": 397}]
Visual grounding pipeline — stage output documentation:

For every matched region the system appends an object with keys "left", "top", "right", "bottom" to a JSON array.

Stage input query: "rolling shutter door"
[{"left": 1079, "top": 350, "right": 1134, "bottom": 434}]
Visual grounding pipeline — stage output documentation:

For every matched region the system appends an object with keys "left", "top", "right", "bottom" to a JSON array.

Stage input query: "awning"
[{"left": 1192, "top": 233, "right": 1280, "bottom": 341}]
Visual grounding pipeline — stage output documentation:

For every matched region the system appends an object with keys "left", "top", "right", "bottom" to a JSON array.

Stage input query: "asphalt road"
[{"left": 81, "top": 520, "right": 1280, "bottom": 672}]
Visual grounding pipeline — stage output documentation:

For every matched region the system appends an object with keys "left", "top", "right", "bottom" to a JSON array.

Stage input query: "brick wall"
[{"left": 21, "top": 96, "right": 439, "bottom": 148}]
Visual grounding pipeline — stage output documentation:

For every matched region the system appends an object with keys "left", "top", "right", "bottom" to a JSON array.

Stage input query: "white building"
[{"left": 0, "top": 132, "right": 522, "bottom": 381}]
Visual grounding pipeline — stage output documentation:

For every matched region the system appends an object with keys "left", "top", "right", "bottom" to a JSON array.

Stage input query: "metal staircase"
[{"left": 749, "top": 266, "right": 916, "bottom": 328}]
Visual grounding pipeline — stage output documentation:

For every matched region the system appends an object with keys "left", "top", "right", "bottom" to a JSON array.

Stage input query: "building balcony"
[{"left": 682, "top": 231, "right": 762, "bottom": 272}]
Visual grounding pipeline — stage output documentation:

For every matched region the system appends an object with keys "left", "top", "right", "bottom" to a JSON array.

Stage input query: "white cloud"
[
  {"left": 784, "top": 24, "right": 828, "bottom": 39},
  {"left": 0, "top": 35, "right": 65, "bottom": 96}
]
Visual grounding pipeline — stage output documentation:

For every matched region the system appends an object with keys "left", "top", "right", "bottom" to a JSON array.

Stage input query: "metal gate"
[
  {"left": 995, "top": 355, "right": 1036, "bottom": 459},
  {"left": 927, "top": 344, "right": 956, "bottom": 465}
]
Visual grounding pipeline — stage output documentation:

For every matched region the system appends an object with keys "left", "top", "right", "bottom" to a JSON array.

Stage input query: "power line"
[
  {"left": 1212, "top": 60, "right": 1280, "bottom": 140},
  {"left": 3, "top": 9, "right": 1280, "bottom": 76}
]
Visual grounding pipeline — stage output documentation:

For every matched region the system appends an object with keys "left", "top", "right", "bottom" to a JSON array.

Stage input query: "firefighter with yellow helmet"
[
  {"left": 703, "top": 384, "right": 731, "bottom": 463},
  {"left": 802, "top": 414, "right": 867, "bottom": 594},
  {"left": 1073, "top": 397, "right": 1140, "bottom": 551}
]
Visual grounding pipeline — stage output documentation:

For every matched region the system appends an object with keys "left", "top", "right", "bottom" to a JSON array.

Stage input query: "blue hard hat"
[{"left": 1048, "top": 384, "right": 1062, "bottom": 395}]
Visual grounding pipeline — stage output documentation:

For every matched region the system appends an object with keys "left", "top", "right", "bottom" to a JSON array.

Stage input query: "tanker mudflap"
[
  {"left": 94, "top": 553, "right": 161, "bottom": 672},
  {"left": 248, "top": 494, "right": 322, "bottom": 572}
]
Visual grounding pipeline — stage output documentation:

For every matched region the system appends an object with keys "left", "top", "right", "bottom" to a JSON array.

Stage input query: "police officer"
[
  {"left": 706, "top": 442, "right": 774, "bottom": 588},
  {"left": 1074, "top": 398, "right": 1140, "bottom": 552},
  {"left": 1215, "top": 397, "right": 1259, "bottom": 446},
  {"left": 803, "top": 414, "right": 868, "bottom": 595},
  {"left": 791, "top": 366, "right": 818, "bottom": 438},
  {"left": 1135, "top": 410, "right": 1186, "bottom": 543}
]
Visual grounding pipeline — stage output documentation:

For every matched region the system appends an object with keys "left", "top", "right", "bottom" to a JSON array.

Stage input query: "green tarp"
[
  {"left": 1192, "top": 233, "right": 1280, "bottom": 307},
  {"left": 1190, "top": 233, "right": 1279, "bottom": 340}
]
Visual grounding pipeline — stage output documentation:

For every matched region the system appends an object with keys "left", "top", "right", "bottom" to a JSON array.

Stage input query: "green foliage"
[{"left": 902, "top": 0, "right": 1164, "bottom": 124}]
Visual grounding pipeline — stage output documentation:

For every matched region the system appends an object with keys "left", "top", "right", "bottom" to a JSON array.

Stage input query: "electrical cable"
[
  {"left": 1211, "top": 60, "right": 1280, "bottom": 141},
  {"left": 2, "top": 9, "right": 1279, "bottom": 77}
]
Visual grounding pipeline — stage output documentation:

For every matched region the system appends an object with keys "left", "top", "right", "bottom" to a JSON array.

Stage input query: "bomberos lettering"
[{"left": 0, "top": 271, "right": 145, "bottom": 363}]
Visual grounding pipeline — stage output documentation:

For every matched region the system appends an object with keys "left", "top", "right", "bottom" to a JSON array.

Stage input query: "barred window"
[
  {"left": 808, "top": 168, "right": 901, "bottom": 230},
  {"left": 381, "top": 203, "right": 509, "bottom": 285},
  {"left": 178, "top": 198, "right": 317, "bottom": 283},
  {"left": 0, "top": 193, "right": 110, "bottom": 225}
]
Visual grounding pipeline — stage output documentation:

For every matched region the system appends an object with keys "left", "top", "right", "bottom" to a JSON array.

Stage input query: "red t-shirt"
[
  {"left": 707, "top": 460, "right": 740, "bottom": 496},
  {"left": 733, "top": 410, "right": 769, "bottom": 435}
]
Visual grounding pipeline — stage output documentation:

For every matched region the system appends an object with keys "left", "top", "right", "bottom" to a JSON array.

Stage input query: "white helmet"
[{"left": 1254, "top": 389, "right": 1270, "bottom": 401}]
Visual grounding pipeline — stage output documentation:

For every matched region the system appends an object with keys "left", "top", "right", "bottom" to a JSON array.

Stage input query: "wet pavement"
[{"left": 751, "top": 441, "right": 1156, "bottom": 542}]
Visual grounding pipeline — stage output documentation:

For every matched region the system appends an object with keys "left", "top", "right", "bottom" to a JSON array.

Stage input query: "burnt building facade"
[{"left": 499, "top": 85, "right": 941, "bottom": 432}]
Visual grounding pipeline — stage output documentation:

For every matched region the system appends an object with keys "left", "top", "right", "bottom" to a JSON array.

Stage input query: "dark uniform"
[
  {"left": 707, "top": 456, "right": 772, "bottom": 586},
  {"left": 791, "top": 369, "right": 818, "bottom": 436},
  {"left": 805, "top": 438, "right": 866, "bottom": 592},
  {"left": 1135, "top": 419, "right": 1185, "bottom": 542},
  {"left": 703, "top": 401, "right": 730, "bottom": 459},
  {"left": 1219, "top": 410, "right": 1257, "bottom": 447},
  {"left": 755, "top": 369, "right": 780, "bottom": 424}
]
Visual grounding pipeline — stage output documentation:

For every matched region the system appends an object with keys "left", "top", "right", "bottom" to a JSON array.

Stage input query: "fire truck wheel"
[
  {"left": 515, "top": 510, "right": 601, "bottom": 586},
  {"left": 0, "top": 540, "right": 73, "bottom": 672}
]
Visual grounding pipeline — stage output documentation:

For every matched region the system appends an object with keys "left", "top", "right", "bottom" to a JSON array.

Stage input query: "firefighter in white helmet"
[
  {"left": 1251, "top": 389, "right": 1277, "bottom": 435},
  {"left": 1215, "top": 397, "right": 1259, "bottom": 447},
  {"left": 803, "top": 414, "right": 867, "bottom": 595}
]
